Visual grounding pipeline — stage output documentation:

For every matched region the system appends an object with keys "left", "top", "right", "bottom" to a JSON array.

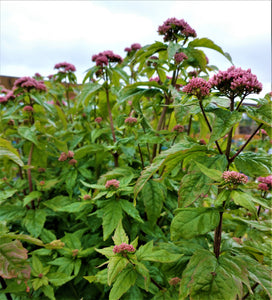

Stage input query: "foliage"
[{"left": 0, "top": 17, "right": 271, "bottom": 300}]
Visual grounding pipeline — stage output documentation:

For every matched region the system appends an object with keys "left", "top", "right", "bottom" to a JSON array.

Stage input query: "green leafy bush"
[{"left": 0, "top": 17, "right": 271, "bottom": 300}]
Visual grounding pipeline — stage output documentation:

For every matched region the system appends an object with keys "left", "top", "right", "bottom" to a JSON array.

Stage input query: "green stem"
[
  {"left": 27, "top": 143, "right": 35, "bottom": 209},
  {"left": 187, "top": 114, "right": 192, "bottom": 136}
]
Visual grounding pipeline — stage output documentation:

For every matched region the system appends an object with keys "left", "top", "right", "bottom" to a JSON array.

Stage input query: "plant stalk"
[
  {"left": 27, "top": 143, "right": 35, "bottom": 209},
  {"left": 0, "top": 277, "right": 13, "bottom": 300}
]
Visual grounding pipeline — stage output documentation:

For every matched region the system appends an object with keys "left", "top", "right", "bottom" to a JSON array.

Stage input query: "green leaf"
[
  {"left": 171, "top": 208, "right": 220, "bottom": 240},
  {"left": 0, "top": 189, "right": 18, "bottom": 201},
  {"left": 42, "top": 285, "right": 56, "bottom": 300},
  {"left": 109, "top": 266, "right": 137, "bottom": 300},
  {"left": 0, "top": 137, "right": 24, "bottom": 167},
  {"left": 136, "top": 241, "right": 153, "bottom": 261},
  {"left": 142, "top": 249, "right": 182, "bottom": 263},
  {"left": 55, "top": 105, "right": 67, "bottom": 129},
  {"left": 78, "top": 82, "right": 102, "bottom": 106},
  {"left": 74, "top": 144, "right": 105, "bottom": 159},
  {"left": 102, "top": 201, "right": 123, "bottom": 241},
  {"left": 31, "top": 255, "right": 44, "bottom": 275},
  {"left": 245, "top": 103, "right": 272, "bottom": 127},
  {"left": 108, "top": 255, "right": 129, "bottom": 285},
  {"left": 231, "top": 190, "right": 257, "bottom": 217},
  {"left": 188, "top": 37, "right": 233, "bottom": 64},
  {"left": 43, "top": 196, "right": 70, "bottom": 211},
  {"left": 209, "top": 109, "right": 242, "bottom": 145},
  {"left": 0, "top": 205, "right": 26, "bottom": 222},
  {"left": 47, "top": 272, "right": 74, "bottom": 286},
  {"left": 234, "top": 152, "right": 272, "bottom": 177},
  {"left": 194, "top": 161, "right": 222, "bottom": 181},
  {"left": 32, "top": 276, "right": 49, "bottom": 290},
  {"left": 180, "top": 249, "right": 242, "bottom": 300},
  {"left": 112, "top": 220, "right": 129, "bottom": 245},
  {"left": 23, "top": 209, "right": 46, "bottom": 237},
  {"left": 0, "top": 240, "right": 30, "bottom": 280},
  {"left": 23, "top": 191, "right": 42, "bottom": 207},
  {"left": 167, "top": 41, "right": 181, "bottom": 61},
  {"left": 120, "top": 199, "right": 143, "bottom": 223},
  {"left": 18, "top": 126, "right": 39, "bottom": 146}
]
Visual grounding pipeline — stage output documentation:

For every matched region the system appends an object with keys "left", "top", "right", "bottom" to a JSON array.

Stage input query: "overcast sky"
[{"left": 0, "top": 0, "right": 271, "bottom": 96}]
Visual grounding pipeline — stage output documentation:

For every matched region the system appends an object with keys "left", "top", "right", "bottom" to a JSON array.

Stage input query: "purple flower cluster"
[
  {"left": 257, "top": 175, "right": 272, "bottom": 191},
  {"left": 182, "top": 77, "right": 211, "bottom": 99},
  {"left": 158, "top": 18, "right": 197, "bottom": 42},
  {"left": 92, "top": 50, "right": 123, "bottom": 67},
  {"left": 147, "top": 56, "right": 159, "bottom": 67},
  {"left": 113, "top": 243, "right": 135, "bottom": 254},
  {"left": 172, "top": 124, "right": 184, "bottom": 133},
  {"left": 222, "top": 171, "right": 248, "bottom": 185},
  {"left": 209, "top": 66, "right": 262, "bottom": 98},
  {"left": 54, "top": 62, "right": 76, "bottom": 72},
  {"left": 14, "top": 76, "right": 47, "bottom": 92},
  {"left": 169, "top": 277, "right": 181, "bottom": 286},
  {"left": 23, "top": 106, "right": 34, "bottom": 112},
  {"left": 105, "top": 179, "right": 120, "bottom": 189},
  {"left": 95, "top": 117, "right": 103, "bottom": 123},
  {"left": 149, "top": 77, "right": 161, "bottom": 83},
  {"left": 125, "top": 117, "right": 137, "bottom": 124},
  {"left": 124, "top": 43, "right": 142, "bottom": 53},
  {"left": 174, "top": 52, "right": 188, "bottom": 64},
  {"left": 58, "top": 150, "right": 75, "bottom": 162}
]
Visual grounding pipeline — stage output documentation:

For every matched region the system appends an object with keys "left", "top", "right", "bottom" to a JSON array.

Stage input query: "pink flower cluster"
[
  {"left": 54, "top": 62, "right": 76, "bottom": 72},
  {"left": 209, "top": 66, "right": 262, "bottom": 98},
  {"left": 169, "top": 277, "right": 181, "bottom": 286},
  {"left": 58, "top": 150, "right": 75, "bottom": 162},
  {"left": 125, "top": 117, "right": 137, "bottom": 124},
  {"left": 222, "top": 171, "right": 248, "bottom": 185},
  {"left": 147, "top": 56, "right": 159, "bottom": 67},
  {"left": 105, "top": 179, "right": 120, "bottom": 189},
  {"left": 113, "top": 243, "right": 135, "bottom": 254},
  {"left": 158, "top": 18, "right": 197, "bottom": 42},
  {"left": 23, "top": 106, "right": 33, "bottom": 112},
  {"left": 173, "top": 124, "right": 184, "bottom": 133},
  {"left": 174, "top": 52, "right": 188, "bottom": 64},
  {"left": 257, "top": 175, "right": 272, "bottom": 191},
  {"left": 258, "top": 129, "right": 268, "bottom": 135},
  {"left": 149, "top": 77, "right": 161, "bottom": 83},
  {"left": 92, "top": 50, "right": 123, "bottom": 67},
  {"left": 14, "top": 76, "right": 47, "bottom": 92},
  {"left": 182, "top": 77, "right": 211, "bottom": 99},
  {"left": 95, "top": 117, "right": 102, "bottom": 123},
  {"left": 124, "top": 43, "right": 142, "bottom": 53}
]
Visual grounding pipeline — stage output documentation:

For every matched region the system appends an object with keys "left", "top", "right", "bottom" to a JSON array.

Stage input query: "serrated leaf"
[
  {"left": 23, "top": 209, "right": 46, "bottom": 237},
  {"left": 18, "top": 126, "right": 39, "bottom": 146},
  {"left": 42, "top": 285, "right": 56, "bottom": 300},
  {"left": 112, "top": 220, "right": 129, "bottom": 245},
  {"left": 231, "top": 190, "right": 257, "bottom": 217},
  {"left": 102, "top": 201, "right": 123, "bottom": 241},
  {"left": 23, "top": 191, "right": 42, "bottom": 207},
  {"left": 0, "top": 189, "right": 18, "bottom": 201},
  {"left": 142, "top": 249, "right": 182, "bottom": 263},
  {"left": 136, "top": 241, "right": 153, "bottom": 261},
  {"left": 109, "top": 267, "right": 137, "bottom": 300},
  {"left": 245, "top": 104, "right": 272, "bottom": 127},
  {"left": 188, "top": 37, "right": 233, "bottom": 63},
  {"left": 47, "top": 272, "right": 74, "bottom": 286},
  {"left": 108, "top": 255, "right": 129, "bottom": 285},
  {"left": 120, "top": 199, "right": 143, "bottom": 223},
  {"left": 0, "top": 137, "right": 24, "bottom": 166},
  {"left": 0, "top": 240, "right": 30, "bottom": 280},
  {"left": 194, "top": 161, "right": 222, "bottom": 181},
  {"left": 171, "top": 208, "right": 220, "bottom": 240}
]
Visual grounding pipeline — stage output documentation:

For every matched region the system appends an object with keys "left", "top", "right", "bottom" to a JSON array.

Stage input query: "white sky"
[{"left": 0, "top": 0, "right": 271, "bottom": 96}]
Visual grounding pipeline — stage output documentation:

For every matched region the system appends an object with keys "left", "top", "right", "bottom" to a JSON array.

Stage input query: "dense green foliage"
[{"left": 0, "top": 18, "right": 271, "bottom": 300}]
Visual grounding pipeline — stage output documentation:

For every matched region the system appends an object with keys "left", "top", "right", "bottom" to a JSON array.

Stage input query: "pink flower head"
[
  {"left": 258, "top": 183, "right": 269, "bottom": 191},
  {"left": 259, "top": 129, "right": 268, "bottom": 135},
  {"left": 188, "top": 70, "right": 199, "bottom": 78},
  {"left": 174, "top": 52, "right": 188, "bottom": 64},
  {"left": 68, "top": 159, "right": 77, "bottom": 165},
  {"left": 149, "top": 77, "right": 161, "bottom": 83},
  {"left": 83, "top": 195, "right": 91, "bottom": 200},
  {"left": 95, "top": 117, "right": 102, "bottom": 123},
  {"left": 131, "top": 43, "right": 141, "bottom": 51},
  {"left": 92, "top": 50, "right": 123, "bottom": 67},
  {"left": 183, "top": 77, "right": 211, "bottom": 99},
  {"left": 54, "top": 62, "right": 76, "bottom": 72},
  {"left": 173, "top": 124, "right": 184, "bottom": 133},
  {"left": 222, "top": 171, "right": 248, "bottom": 185},
  {"left": 34, "top": 73, "right": 42, "bottom": 78},
  {"left": 113, "top": 243, "right": 135, "bottom": 254},
  {"left": 39, "top": 180, "right": 45, "bottom": 186},
  {"left": 257, "top": 175, "right": 272, "bottom": 190},
  {"left": 147, "top": 56, "right": 159, "bottom": 67},
  {"left": 199, "top": 139, "right": 206, "bottom": 145},
  {"left": 125, "top": 117, "right": 137, "bottom": 125},
  {"left": 23, "top": 105, "right": 33, "bottom": 112},
  {"left": 105, "top": 179, "right": 120, "bottom": 189},
  {"left": 58, "top": 152, "right": 68, "bottom": 162},
  {"left": 67, "top": 150, "right": 74, "bottom": 158},
  {"left": 124, "top": 47, "right": 132, "bottom": 53},
  {"left": 14, "top": 76, "right": 47, "bottom": 92},
  {"left": 169, "top": 277, "right": 181, "bottom": 286},
  {"left": 158, "top": 17, "right": 197, "bottom": 42},
  {"left": 209, "top": 66, "right": 262, "bottom": 98},
  {"left": 0, "top": 96, "right": 8, "bottom": 103}
]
